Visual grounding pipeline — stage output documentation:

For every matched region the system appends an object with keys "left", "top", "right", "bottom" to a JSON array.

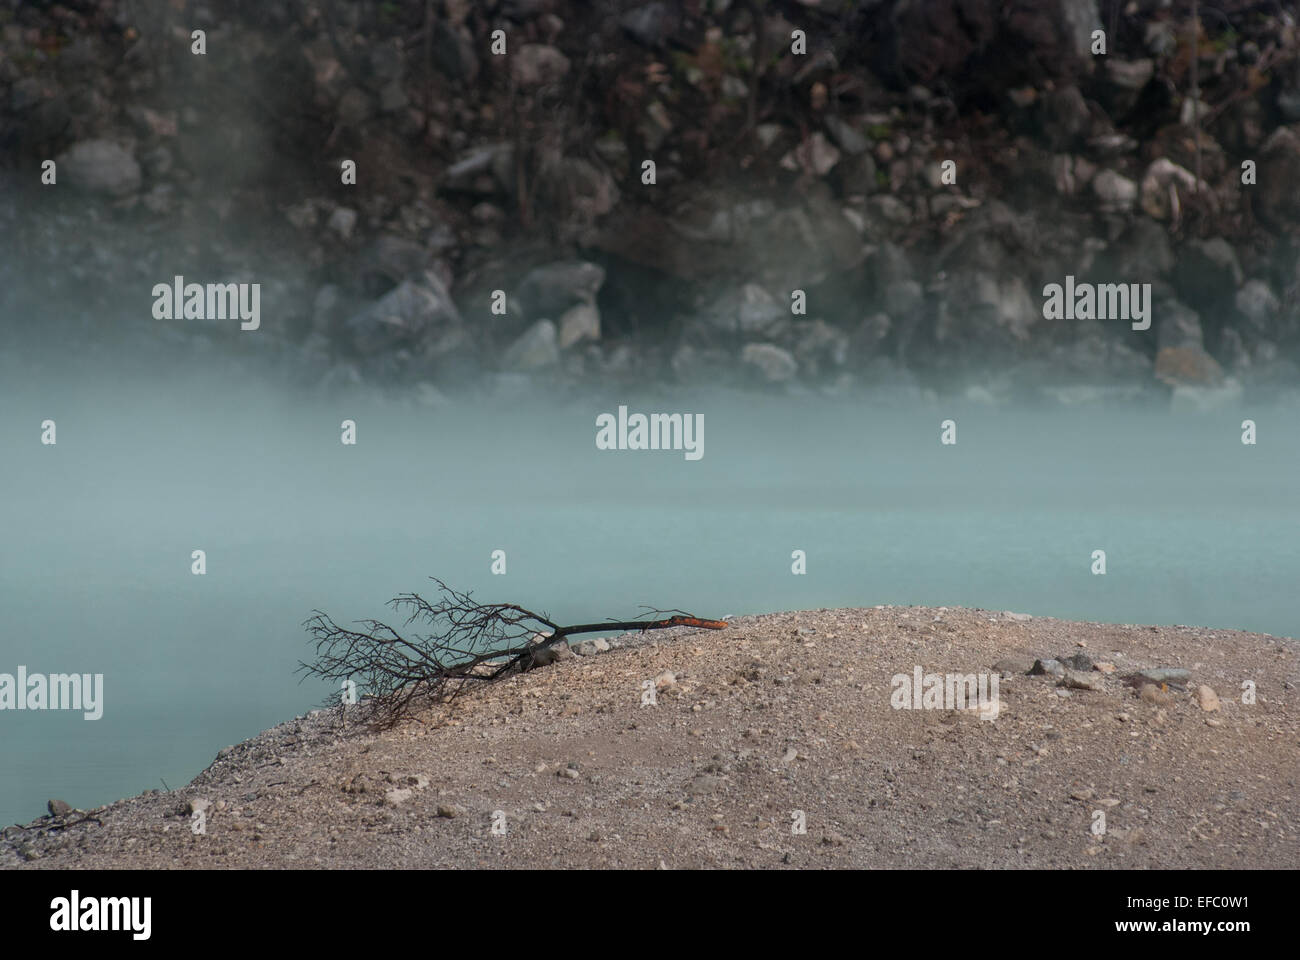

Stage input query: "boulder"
[
  {"left": 55, "top": 139, "right": 141, "bottom": 197},
  {"left": 502, "top": 319, "right": 560, "bottom": 370}
]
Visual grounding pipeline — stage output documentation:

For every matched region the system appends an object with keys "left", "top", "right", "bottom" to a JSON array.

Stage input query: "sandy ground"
[{"left": 3, "top": 606, "right": 1297, "bottom": 869}]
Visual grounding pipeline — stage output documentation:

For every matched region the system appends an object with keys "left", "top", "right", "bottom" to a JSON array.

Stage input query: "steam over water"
[{"left": 2, "top": 364, "right": 1297, "bottom": 825}]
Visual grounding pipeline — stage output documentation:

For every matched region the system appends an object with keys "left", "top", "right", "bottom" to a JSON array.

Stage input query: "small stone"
[
  {"left": 47, "top": 799, "right": 73, "bottom": 817},
  {"left": 557, "top": 766, "right": 580, "bottom": 780},
  {"left": 654, "top": 670, "right": 676, "bottom": 691},
  {"left": 782, "top": 747, "right": 798, "bottom": 763},
  {"left": 1094, "top": 662, "right": 1116, "bottom": 674},
  {"left": 1196, "top": 685, "right": 1220, "bottom": 712},
  {"left": 1062, "top": 653, "right": 1093, "bottom": 672},
  {"left": 1002, "top": 611, "right": 1032, "bottom": 621},
  {"left": 502, "top": 319, "right": 560, "bottom": 371},
  {"left": 1030, "top": 659, "right": 1065, "bottom": 678},
  {"left": 326, "top": 206, "right": 358, "bottom": 239},
  {"left": 385, "top": 788, "right": 414, "bottom": 807},
  {"left": 1060, "top": 669, "right": 1102, "bottom": 691},
  {"left": 188, "top": 798, "right": 211, "bottom": 816},
  {"left": 1070, "top": 787, "right": 1095, "bottom": 801},
  {"left": 435, "top": 803, "right": 464, "bottom": 818}
]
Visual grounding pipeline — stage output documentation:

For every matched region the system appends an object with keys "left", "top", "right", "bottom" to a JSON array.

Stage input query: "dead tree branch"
[{"left": 300, "top": 578, "right": 726, "bottom": 728}]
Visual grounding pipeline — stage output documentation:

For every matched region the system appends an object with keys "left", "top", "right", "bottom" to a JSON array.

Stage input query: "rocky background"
[{"left": 3, "top": 0, "right": 1300, "bottom": 404}]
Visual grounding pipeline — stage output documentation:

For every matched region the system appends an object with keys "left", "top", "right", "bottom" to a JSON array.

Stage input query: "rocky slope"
[
  {"left": 4, "top": 606, "right": 1296, "bottom": 869},
  {"left": 3, "top": 1, "right": 1300, "bottom": 403}
]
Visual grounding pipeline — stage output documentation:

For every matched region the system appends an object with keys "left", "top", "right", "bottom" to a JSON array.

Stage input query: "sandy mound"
[{"left": 4, "top": 606, "right": 1296, "bottom": 869}]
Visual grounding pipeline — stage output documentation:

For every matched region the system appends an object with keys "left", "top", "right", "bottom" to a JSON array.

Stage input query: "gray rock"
[
  {"left": 620, "top": 3, "right": 679, "bottom": 48},
  {"left": 363, "top": 234, "right": 431, "bottom": 288},
  {"left": 502, "top": 319, "right": 560, "bottom": 370},
  {"left": 741, "top": 342, "right": 798, "bottom": 382},
  {"left": 47, "top": 799, "right": 73, "bottom": 817},
  {"left": 1105, "top": 58, "right": 1155, "bottom": 90},
  {"left": 1060, "top": 669, "right": 1102, "bottom": 691},
  {"left": 558, "top": 302, "right": 600, "bottom": 347},
  {"left": 869, "top": 193, "right": 913, "bottom": 225},
  {"left": 517, "top": 260, "right": 605, "bottom": 319},
  {"left": 1235, "top": 279, "right": 1279, "bottom": 331},
  {"left": 1062, "top": 653, "right": 1093, "bottom": 672},
  {"left": 1092, "top": 169, "right": 1138, "bottom": 212},
  {"left": 443, "top": 143, "right": 514, "bottom": 193},
  {"left": 1030, "top": 659, "right": 1066, "bottom": 678},
  {"left": 346, "top": 270, "right": 463, "bottom": 357},
  {"left": 704, "top": 284, "right": 786, "bottom": 337},
  {"left": 435, "top": 803, "right": 465, "bottom": 818},
  {"left": 327, "top": 206, "right": 357, "bottom": 239},
  {"left": 824, "top": 115, "right": 869, "bottom": 155},
  {"left": 55, "top": 139, "right": 141, "bottom": 197},
  {"left": 511, "top": 44, "right": 570, "bottom": 88}
]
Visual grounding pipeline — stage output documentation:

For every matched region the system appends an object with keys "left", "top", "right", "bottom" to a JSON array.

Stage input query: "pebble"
[
  {"left": 1062, "top": 653, "right": 1093, "bottom": 671},
  {"left": 654, "top": 670, "right": 676, "bottom": 691},
  {"left": 435, "top": 803, "right": 464, "bottom": 818},
  {"left": 1031, "top": 659, "right": 1065, "bottom": 678},
  {"left": 1196, "top": 685, "right": 1220, "bottom": 712},
  {"left": 47, "top": 799, "right": 72, "bottom": 817},
  {"left": 1060, "top": 669, "right": 1102, "bottom": 691}
]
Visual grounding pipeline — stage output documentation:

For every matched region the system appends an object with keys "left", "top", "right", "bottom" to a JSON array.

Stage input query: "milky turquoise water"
[{"left": 2, "top": 370, "right": 1296, "bottom": 825}]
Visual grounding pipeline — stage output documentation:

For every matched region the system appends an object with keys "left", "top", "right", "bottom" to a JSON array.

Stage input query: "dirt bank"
[{"left": 3, "top": 606, "right": 1296, "bottom": 869}]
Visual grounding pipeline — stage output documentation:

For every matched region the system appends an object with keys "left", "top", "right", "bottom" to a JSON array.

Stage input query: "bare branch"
[{"left": 299, "top": 578, "right": 726, "bottom": 728}]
